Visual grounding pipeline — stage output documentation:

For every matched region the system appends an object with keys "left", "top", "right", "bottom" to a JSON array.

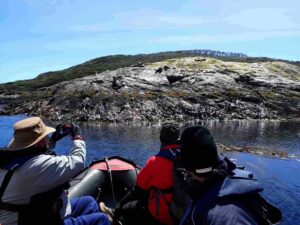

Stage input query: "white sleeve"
[{"left": 21, "top": 140, "right": 86, "bottom": 193}]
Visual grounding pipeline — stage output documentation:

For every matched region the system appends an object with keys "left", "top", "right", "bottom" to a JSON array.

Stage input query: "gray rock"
[{"left": 2, "top": 57, "right": 300, "bottom": 122}]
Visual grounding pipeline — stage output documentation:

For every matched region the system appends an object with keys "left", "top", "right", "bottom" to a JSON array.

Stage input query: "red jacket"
[{"left": 136, "top": 144, "right": 180, "bottom": 225}]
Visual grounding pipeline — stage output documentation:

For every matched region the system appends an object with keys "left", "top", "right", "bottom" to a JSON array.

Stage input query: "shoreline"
[
  {"left": 1, "top": 114, "right": 299, "bottom": 161},
  {"left": 1, "top": 113, "right": 300, "bottom": 125}
]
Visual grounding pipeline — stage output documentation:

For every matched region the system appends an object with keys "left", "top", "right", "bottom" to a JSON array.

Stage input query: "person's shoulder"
[
  {"left": 146, "top": 155, "right": 156, "bottom": 162},
  {"left": 28, "top": 154, "right": 64, "bottom": 168},
  {"left": 28, "top": 153, "right": 52, "bottom": 163},
  {"left": 146, "top": 155, "right": 174, "bottom": 165},
  {"left": 17, "top": 154, "right": 57, "bottom": 177},
  {"left": 205, "top": 200, "right": 259, "bottom": 225}
]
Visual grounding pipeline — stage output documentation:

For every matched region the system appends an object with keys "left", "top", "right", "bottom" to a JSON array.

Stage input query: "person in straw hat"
[{"left": 0, "top": 117, "right": 111, "bottom": 225}]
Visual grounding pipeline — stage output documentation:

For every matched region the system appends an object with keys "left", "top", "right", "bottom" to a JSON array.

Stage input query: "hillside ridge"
[
  {"left": 1, "top": 55, "right": 299, "bottom": 122},
  {"left": 1, "top": 49, "right": 299, "bottom": 93}
]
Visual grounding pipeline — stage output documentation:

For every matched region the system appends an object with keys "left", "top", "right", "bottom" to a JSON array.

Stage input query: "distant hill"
[
  {"left": 1, "top": 55, "right": 299, "bottom": 121},
  {"left": 1, "top": 49, "right": 299, "bottom": 93}
]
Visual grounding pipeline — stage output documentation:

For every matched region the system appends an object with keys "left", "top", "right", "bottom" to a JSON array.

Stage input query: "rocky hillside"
[
  {"left": 0, "top": 50, "right": 249, "bottom": 92},
  {"left": 2, "top": 57, "right": 300, "bottom": 122},
  {"left": 1, "top": 50, "right": 298, "bottom": 93}
]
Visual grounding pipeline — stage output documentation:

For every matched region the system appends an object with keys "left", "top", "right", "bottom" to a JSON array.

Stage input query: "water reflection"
[
  {"left": 1, "top": 116, "right": 299, "bottom": 157},
  {"left": 196, "top": 120, "right": 300, "bottom": 154}
]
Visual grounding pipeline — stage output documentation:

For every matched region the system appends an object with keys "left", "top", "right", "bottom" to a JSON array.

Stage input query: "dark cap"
[
  {"left": 160, "top": 121, "right": 180, "bottom": 144},
  {"left": 180, "top": 125, "right": 220, "bottom": 174}
]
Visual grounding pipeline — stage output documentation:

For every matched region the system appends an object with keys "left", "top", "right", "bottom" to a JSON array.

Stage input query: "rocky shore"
[{"left": 1, "top": 57, "right": 300, "bottom": 122}]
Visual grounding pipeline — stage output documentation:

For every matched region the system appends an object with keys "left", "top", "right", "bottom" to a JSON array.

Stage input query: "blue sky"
[{"left": 0, "top": 0, "right": 299, "bottom": 84}]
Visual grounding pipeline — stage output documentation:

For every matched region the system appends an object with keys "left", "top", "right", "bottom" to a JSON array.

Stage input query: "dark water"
[{"left": 1, "top": 115, "right": 300, "bottom": 225}]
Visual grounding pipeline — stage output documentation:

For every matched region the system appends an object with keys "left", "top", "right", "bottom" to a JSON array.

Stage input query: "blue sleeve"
[{"left": 206, "top": 203, "right": 259, "bottom": 225}]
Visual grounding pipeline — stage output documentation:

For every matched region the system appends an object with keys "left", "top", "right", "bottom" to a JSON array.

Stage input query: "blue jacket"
[{"left": 180, "top": 169, "right": 263, "bottom": 225}]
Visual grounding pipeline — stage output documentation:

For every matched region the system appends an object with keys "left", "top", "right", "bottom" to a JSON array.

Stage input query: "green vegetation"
[
  {"left": 265, "top": 62, "right": 300, "bottom": 81},
  {"left": 0, "top": 50, "right": 299, "bottom": 93}
]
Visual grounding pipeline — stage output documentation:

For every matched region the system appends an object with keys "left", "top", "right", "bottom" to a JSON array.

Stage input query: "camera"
[{"left": 62, "top": 124, "right": 74, "bottom": 135}]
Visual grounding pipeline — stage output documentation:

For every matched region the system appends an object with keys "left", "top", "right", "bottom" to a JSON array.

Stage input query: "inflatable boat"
[{"left": 68, "top": 156, "right": 141, "bottom": 207}]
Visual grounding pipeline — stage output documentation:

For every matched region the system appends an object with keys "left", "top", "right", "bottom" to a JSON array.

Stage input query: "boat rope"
[{"left": 105, "top": 157, "right": 117, "bottom": 205}]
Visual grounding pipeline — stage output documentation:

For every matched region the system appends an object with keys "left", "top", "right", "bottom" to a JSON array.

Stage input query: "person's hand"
[
  {"left": 50, "top": 124, "right": 75, "bottom": 144},
  {"left": 70, "top": 124, "right": 85, "bottom": 141},
  {"left": 62, "top": 124, "right": 74, "bottom": 136},
  {"left": 50, "top": 124, "right": 67, "bottom": 144}
]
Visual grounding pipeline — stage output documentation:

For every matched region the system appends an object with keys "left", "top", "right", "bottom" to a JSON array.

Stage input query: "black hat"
[
  {"left": 180, "top": 125, "right": 220, "bottom": 174},
  {"left": 160, "top": 121, "right": 180, "bottom": 144}
]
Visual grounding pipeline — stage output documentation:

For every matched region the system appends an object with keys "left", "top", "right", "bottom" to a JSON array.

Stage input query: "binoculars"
[{"left": 61, "top": 124, "right": 74, "bottom": 135}]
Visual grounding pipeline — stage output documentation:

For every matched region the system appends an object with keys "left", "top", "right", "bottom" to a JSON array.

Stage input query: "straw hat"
[{"left": 7, "top": 117, "right": 56, "bottom": 151}]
